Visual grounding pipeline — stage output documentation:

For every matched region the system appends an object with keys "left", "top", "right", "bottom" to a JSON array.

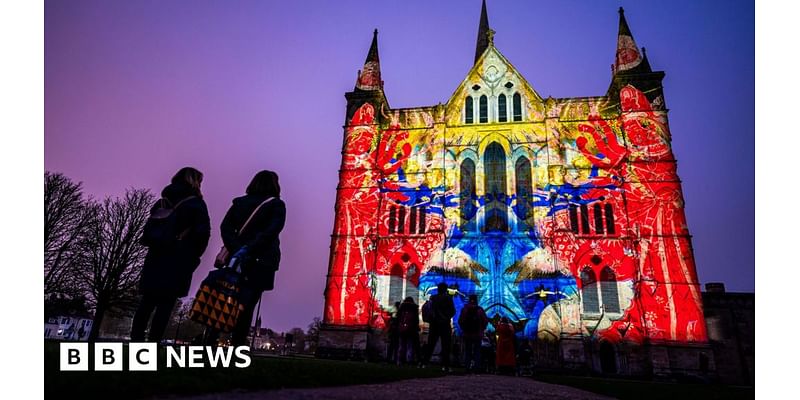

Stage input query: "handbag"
[
  {"left": 214, "top": 197, "right": 275, "bottom": 268},
  {"left": 189, "top": 268, "right": 256, "bottom": 332}
]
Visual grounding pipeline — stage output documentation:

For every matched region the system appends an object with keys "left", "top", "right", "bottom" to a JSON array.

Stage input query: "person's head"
[
  {"left": 172, "top": 167, "right": 203, "bottom": 196},
  {"left": 437, "top": 282, "right": 448, "bottom": 295},
  {"left": 394, "top": 301, "right": 401, "bottom": 308},
  {"left": 403, "top": 296, "right": 415, "bottom": 305},
  {"left": 246, "top": 170, "right": 281, "bottom": 197},
  {"left": 468, "top": 294, "right": 478, "bottom": 304}
]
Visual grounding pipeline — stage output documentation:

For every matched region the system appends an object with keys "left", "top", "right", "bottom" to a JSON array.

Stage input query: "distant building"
[
  {"left": 318, "top": 1, "right": 715, "bottom": 379},
  {"left": 702, "top": 283, "right": 754, "bottom": 385},
  {"left": 45, "top": 314, "right": 93, "bottom": 341},
  {"left": 248, "top": 327, "right": 280, "bottom": 351}
]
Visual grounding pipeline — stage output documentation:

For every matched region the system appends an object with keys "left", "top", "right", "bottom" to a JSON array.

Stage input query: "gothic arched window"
[
  {"left": 569, "top": 204, "right": 579, "bottom": 233},
  {"left": 460, "top": 158, "right": 476, "bottom": 231},
  {"left": 605, "top": 203, "right": 616, "bottom": 234},
  {"left": 581, "top": 268, "right": 600, "bottom": 314},
  {"left": 512, "top": 92, "right": 523, "bottom": 121},
  {"left": 483, "top": 142, "right": 508, "bottom": 232},
  {"left": 594, "top": 203, "right": 605, "bottom": 234},
  {"left": 389, "top": 263, "right": 404, "bottom": 304},
  {"left": 498, "top": 94, "right": 508, "bottom": 122},
  {"left": 465, "top": 96, "right": 474, "bottom": 124},
  {"left": 514, "top": 156, "right": 532, "bottom": 228},
  {"left": 479, "top": 95, "right": 488, "bottom": 123},
  {"left": 388, "top": 206, "right": 397, "bottom": 234},
  {"left": 600, "top": 267, "right": 620, "bottom": 313},
  {"left": 580, "top": 204, "right": 590, "bottom": 234}
]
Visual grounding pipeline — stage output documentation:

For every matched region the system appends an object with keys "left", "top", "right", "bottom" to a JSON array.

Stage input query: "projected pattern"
[{"left": 323, "top": 12, "right": 706, "bottom": 345}]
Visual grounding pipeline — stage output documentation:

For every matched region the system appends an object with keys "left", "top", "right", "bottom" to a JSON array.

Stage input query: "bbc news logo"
[{"left": 60, "top": 343, "right": 252, "bottom": 371}]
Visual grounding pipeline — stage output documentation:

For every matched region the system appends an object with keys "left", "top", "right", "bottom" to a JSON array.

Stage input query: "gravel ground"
[{"left": 167, "top": 374, "right": 616, "bottom": 400}]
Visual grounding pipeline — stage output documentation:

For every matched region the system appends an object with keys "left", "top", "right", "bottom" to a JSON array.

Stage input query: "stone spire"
[
  {"left": 475, "top": 0, "right": 490, "bottom": 63},
  {"left": 613, "top": 7, "right": 645, "bottom": 74},
  {"left": 356, "top": 29, "right": 383, "bottom": 91}
]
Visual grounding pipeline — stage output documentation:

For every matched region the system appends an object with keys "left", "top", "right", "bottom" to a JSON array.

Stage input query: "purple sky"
[{"left": 45, "top": 0, "right": 754, "bottom": 332}]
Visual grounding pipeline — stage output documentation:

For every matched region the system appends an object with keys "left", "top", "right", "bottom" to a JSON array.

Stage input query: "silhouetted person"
[
  {"left": 397, "top": 296, "right": 420, "bottom": 365},
  {"left": 220, "top": 170, "right": 286, "bottom": 346},
  {"left": 132, "top": 167, "right": 210, "bottom": 343},
  {"left": 422, "top": 282, "right": 456, "bottom": 371},
  {"left": 480, "top": 330, "right": 496, "bottom": 374},
  {"left": 458, "top": 294, "right": 488, "bottom": 372},
  {"left": 387, "top": 301, "right": 401, "bottom": 362},
  {"left": 495, "top": 316, "right": 517, "bottom": 375}
]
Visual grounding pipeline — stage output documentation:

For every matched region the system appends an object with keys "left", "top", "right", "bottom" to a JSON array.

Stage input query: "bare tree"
[
  {"left": 165, "top": 298, "right": 205, "bottom": 343},
  {"left": 44, "top": 172, "right": 94, "bottom": 297},
  {"left": 306, "top": 317, "right": 322, "bottom": 354},
  {"left": 77, "top": 188, "right": 154, "bottom": 341}
]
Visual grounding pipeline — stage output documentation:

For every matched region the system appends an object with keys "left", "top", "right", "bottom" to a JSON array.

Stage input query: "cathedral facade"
[{"left": 320, "top": 1, "right": 709, "bottom": 375}]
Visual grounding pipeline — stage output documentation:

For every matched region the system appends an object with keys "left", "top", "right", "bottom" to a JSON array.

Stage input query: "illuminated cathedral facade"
[{"left": 319, "top": 2, "right": 710, "bottom": 376}]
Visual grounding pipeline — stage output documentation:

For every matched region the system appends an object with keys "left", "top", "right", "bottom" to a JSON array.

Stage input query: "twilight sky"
[{"left": 45, "top": 0, "right": 754, "bottom": 332}]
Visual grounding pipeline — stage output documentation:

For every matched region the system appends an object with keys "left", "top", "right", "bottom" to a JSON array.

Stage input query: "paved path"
[{"left": 169, "top": 375, "right": 615, "bottom": 400}]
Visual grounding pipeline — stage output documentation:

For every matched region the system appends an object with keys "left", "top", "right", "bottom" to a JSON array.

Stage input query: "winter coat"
[
  {"left": 140, "top": 182, "right": 211, "bottom": 297},
  {"left": 458, "top": 303, "right": 489, "bottom": 340},
  {"left": 495, "top": 321, "right": 517, "bottom": 367},
  {"left": 430, "top": 292, "right": 456, "bottom": 326},
  {"left": 397, "top": 300, "right": 420, "bottom": 335},
  {"left": 220, "top": 194, "right": 286, "bottom": 291}
]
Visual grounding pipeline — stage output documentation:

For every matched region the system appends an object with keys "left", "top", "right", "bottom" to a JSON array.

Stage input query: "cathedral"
[{"left": 319, "top": 1, "right": 710, "bottom": 376}]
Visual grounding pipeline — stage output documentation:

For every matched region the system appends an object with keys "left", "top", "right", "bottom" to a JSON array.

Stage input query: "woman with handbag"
[
  {"left": 218, "top": 170, "right": 286, "bottom": 346},
  {"left": 132, "top": 167, "right": 211, "bottom": 343}
]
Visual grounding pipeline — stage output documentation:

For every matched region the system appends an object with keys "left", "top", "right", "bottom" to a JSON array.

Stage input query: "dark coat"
[
  {"left": 220, "top": 194, "right": 286, "bottom": 291},
  {"left": 397, "top": 300, "right": 420, "bottom": 335},
  {"left": 458, "top": 303, "right": 489, "bottom": 340},
  {"left": 140, "top": 182, "right": 211, "bottom": 297},
  {"left": 431, "top": 292, "right": 456, "bottom": 325}
]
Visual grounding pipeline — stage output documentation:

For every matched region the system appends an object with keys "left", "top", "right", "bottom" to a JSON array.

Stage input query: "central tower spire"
[{"left": 474, "top": 0, "right": 490, "bottom": 63}]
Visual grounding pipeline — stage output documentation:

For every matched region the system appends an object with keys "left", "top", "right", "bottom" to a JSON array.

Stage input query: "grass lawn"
[
  {"left": 46, "top": 341, "right": 754, "bottom": 400},
  {"left": 534, "top": 373, "right": 754, "bottom": 400},
  {"left": 45, "top": 342, "right": 444, "bottom": 399}
]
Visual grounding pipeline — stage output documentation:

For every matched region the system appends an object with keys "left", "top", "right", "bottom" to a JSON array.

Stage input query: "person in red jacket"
[
  {"left": 458, "top": 294, "right": 488, "bottom": 373},
  {"left": 495, "top": 316, "right": 516, "bottom": 375}
]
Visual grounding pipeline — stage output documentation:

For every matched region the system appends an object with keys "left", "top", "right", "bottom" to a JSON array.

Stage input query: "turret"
[
  {"left": 345, "top": 29, "right": 389, "bottom": 125},
  {"left": 607, "top": 7, "right": 665, "bottom": 106}
]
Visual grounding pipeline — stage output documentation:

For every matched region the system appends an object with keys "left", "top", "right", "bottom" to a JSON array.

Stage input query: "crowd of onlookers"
[{"left": 385, "top": 283, "right": 534, "bottom": 376}]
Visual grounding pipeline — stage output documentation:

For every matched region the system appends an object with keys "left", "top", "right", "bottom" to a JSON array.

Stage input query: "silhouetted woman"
[
  {"left": 220, "top": 170, "right": 286, "bottom": 346},
  {"left": 132, "top": 167, "right": 211, "bottom": 342}
]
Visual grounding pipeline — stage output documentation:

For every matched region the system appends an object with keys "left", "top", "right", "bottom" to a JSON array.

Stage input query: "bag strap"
[
  {"left": 175, "top": 195, "right": 197, "bottom": 209},
  {"left": 238, "top": 197, "right": 275, "bottom": 236},
  {"left": 160, "top": 195, "right": 196, "bottom": 211}
]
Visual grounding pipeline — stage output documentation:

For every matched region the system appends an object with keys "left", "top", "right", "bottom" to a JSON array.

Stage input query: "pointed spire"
[
  {"left": 613, "top": 7, "right": 644, "bottom": 74},
  {"left": 617, "top": 7, "right": 635, "bottom": 39},
  {"left": 365, "top": 28, "right": 380, "bottom": 64},
  {"left": 356, "top": 29, "right": 383, "bottom": 91},
  {"left": 475, "top": 0, "right": 490, "bottom": 63}
]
